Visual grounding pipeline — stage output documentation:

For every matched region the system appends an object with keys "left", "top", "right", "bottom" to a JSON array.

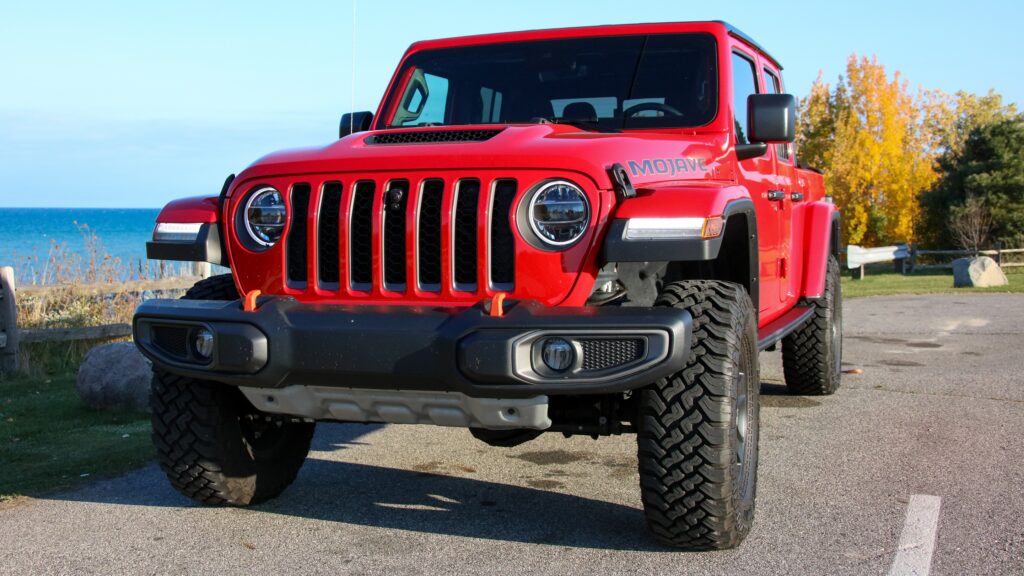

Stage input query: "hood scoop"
[{"left": 365, "top": 128, "right": 504, "bottom": 145}]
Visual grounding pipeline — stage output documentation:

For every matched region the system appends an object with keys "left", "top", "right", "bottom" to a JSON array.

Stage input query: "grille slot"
[
  {"left": 287, "top": 184, "right": 311, "bottom": 284},
  {"left": 453, "top": 180, "right": 480, "bottom": 290},
  {"left": 417, "top": 180, "right": 444, "bottom": 289},
  {"left": 383, "top": 180, "right": 409, "bottom": 290},
  {"left": 365, "top": 129, "right": 502, "bottom": 145},
  {"left": 489, "top": 180, "right": 517, "bottom": 288},
  {"left": 349, "top": 181, "right": 375, "bottom": 288},
  {"left": 579, "top": 338, "right": 645, "bottom": 371},
  {"left": 273, "top": 174, "right": 519, "bottom": 296},
  {"left": 318, "top": 182, "right": 343, "bottom": 285}
]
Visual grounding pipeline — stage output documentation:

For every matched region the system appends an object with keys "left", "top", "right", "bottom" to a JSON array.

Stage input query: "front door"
[{"left": 731, "top": 50, "right": 782, "bottom": 317}]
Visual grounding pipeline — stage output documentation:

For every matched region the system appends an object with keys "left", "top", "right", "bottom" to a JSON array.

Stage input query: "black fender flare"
[{"left": 601, "top": 198, "right": 759, "bottom": 309}]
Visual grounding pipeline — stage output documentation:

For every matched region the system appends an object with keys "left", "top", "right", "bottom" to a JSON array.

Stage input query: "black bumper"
[{"left": 133, "top": 297, "right": 691, "bottom": 398}]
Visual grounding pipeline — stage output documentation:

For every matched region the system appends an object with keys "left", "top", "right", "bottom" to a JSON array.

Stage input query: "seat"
[{"left": 561, "top": 102, "right": 598, "bottom": 123}]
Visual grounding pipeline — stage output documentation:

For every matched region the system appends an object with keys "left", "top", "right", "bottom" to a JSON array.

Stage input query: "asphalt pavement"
[{"left": 1, "top": 293, "right": 1022, "bottom": 575}]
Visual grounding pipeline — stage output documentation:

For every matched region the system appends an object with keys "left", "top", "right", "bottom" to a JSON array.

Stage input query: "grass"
[
  {"left": 0, "top": 373, "right": 152, "bottom": 501},
  {"left": 9, "top": 224, "right": 193, "bottom": 376},
  {"left": 841, "top": 265, "right": 1024, "bottom": 298}
]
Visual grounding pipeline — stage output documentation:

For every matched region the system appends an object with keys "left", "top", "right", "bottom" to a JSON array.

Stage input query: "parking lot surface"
[{"left": 1, "top": 293, "right": 1022, "bottom": 575}]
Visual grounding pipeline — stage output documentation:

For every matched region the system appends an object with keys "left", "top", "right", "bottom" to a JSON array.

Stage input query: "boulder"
[
  {"left": 952, "top": 256, "right": 1008, "bottom": 288},
  {"left": 76, "top": 342, "right": 152, "bottom": 412}
]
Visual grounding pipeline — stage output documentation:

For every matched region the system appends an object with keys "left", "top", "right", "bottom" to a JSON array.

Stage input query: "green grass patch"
[
  {"left": 842, "top": 265, "right": 1024, "bottom": 298},
  {"left": 0, "top": 373, "right": 152, "bottom": 501}
]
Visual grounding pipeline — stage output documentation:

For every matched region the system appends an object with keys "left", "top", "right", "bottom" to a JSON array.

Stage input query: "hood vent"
[{"left": 365, "top": 129, "right": 503, "bottom": 145}]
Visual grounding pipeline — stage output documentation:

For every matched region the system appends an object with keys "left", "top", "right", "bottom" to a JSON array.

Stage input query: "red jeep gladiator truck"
[{"left": 135, "top": 20, "right": 841, "bottom": 550}]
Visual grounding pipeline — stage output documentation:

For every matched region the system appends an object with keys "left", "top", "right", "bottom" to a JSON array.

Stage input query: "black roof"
[{"left": 716, "top": 20, "right": 783, "bottom": 70}]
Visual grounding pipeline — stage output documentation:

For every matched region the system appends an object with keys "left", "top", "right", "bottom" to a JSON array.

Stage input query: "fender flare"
[
  {"left": 146, "top": 193, "right": 229, "bottom": 267},
  {"left": 601, "top": 197, "right": 759, "bottom": 310},
  {"left": 799, "top": 201, "right": 840, "bottom": 299}
]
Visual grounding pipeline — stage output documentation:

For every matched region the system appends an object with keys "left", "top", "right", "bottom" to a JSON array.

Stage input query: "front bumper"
[{"left": 132, "top": 297, "right": 691, "bottom": 399}]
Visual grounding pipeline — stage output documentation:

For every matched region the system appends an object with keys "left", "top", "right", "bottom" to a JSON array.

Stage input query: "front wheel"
[
  {"left": 636, "top": 280, "right": 760, "bottom": 550},
  {"left": 150, "top": 274, "right": 315, "bottom": 506}
]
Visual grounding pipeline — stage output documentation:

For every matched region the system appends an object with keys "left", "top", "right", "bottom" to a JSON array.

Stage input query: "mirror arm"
[{"left": 736, "top": 143, "right": 769, "bottom": 161}]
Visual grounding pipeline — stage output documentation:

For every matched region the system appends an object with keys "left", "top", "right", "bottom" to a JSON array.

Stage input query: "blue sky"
[{"left": 2, "top": 0, "right": 1022, "bottom": 208}]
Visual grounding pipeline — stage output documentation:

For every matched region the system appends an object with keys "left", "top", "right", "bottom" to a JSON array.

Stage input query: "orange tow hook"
[
  {"left": 243, "top": 289, "right": 262, "bottom": 312},
  {"left": 489, "top": 292, "right": 508, "bottom": 317}
]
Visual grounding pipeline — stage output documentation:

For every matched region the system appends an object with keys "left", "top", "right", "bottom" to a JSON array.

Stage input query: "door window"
[
  {"left": 763, "top": 68, "right": 791, "bottom": 161},
  {"left": 731, "top": 52, "right": 758, "bottom": 145}
]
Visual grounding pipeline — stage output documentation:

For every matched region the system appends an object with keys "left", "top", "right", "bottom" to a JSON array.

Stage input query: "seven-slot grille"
[{"left": 282, "top": 176, "right": 518, "bottom": 296}]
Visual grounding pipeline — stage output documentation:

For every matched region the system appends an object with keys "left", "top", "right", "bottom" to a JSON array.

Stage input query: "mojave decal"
[{"left": 628, "top": 158, "right": 708, "bottom": 177}]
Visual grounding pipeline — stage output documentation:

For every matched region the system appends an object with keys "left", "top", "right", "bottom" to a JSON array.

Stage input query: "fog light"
[
  {"left": 541, "top": 338, "right": 575, "bottom": 372},
  {"left": 193, "top": 328, "right": 214, "bottom": 360}
]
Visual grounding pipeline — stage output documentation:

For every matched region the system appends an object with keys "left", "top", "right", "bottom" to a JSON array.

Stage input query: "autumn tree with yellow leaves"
[{"left": 797, "top": 56, "right": 941, "bottom": 246}]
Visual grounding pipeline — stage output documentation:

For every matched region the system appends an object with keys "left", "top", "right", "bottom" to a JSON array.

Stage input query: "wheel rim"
[
  {"left": 734, "top": 369, "right": 749, "bottom": 484},
  {"left": 831, "top": 289, "right": 843, "bottom": 377}
]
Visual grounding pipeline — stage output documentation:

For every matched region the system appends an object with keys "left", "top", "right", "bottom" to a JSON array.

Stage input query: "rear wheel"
[
  {"left": 782, "top": 256, "right": 843, "bottom": 395},
  {"left": 636, "top": 280, "right": 759, "bottom": 550},
  {"left": 150, "top": 275, "right": 315, "bottom": 506}
]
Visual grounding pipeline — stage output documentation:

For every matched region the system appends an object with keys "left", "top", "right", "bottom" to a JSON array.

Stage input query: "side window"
[
  {"left": 763, "top": 68, "right": 791, "bottom": 161},
  {"left": 480, "top": 87, "right": 503, "bottom": 123},
  {"left": 394, "top": 70, "right": 450, "bottom": 126},
  {"left": 731, "top": 52, "right": 758, "bottom": 145}
]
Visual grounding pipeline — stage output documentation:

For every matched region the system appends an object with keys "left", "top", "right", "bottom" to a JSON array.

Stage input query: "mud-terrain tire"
[
  {"left": 782, "top": 256, "right": 843, "bottom": 395},
  {"left": 636, "top": 280, "right": 759, "bottom": 550},
  {"left": 150, "top": 274, "right": 315, "bottom": 506}
]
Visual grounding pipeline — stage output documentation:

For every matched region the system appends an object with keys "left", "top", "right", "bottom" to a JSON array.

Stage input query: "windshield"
[{"left": 381, "top": 33, "right": 718, "bottom": 131}]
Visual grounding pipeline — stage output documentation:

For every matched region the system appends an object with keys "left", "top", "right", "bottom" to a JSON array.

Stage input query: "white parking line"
[{"left": 888, "top": 494, "right": 942, "bottom": 576}]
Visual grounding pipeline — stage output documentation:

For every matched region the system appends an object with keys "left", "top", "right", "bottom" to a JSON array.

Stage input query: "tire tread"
[{"left": 637, "top": 280, "right": 758, "bottom": 550}]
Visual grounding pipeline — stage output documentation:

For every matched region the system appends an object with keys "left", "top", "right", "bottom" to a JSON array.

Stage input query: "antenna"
[{"left": 350, "top": 0, "right": 357, "bottom": 135}]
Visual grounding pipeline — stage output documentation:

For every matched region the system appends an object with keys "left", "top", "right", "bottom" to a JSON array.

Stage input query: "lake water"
[{"left": 0, "top": 208, "right": 162, "bottom": 283}]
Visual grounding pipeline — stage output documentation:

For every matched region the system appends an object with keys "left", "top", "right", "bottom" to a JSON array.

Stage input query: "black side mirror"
[
  {"left": 340, "top": 111, "right": 374, "bottom": 138},
  {"left": 748, "top": 94, "right": 796, "bottom": 143}
]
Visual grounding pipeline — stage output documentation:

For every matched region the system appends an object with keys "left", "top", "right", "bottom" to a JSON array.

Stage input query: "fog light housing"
[
  {"left": 193, "top": 327, "right": 214, "bottom": 360},
  {"left": 541, "top": 338, "right": 575, "bottom": 372}
]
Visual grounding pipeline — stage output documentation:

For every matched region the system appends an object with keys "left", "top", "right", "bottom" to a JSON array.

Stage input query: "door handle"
[
  {"left": 766, "top": 190, "right": 785, "bottom": 201},
  {"left": 790, "top": 192, "right": 805, "bottom": 202}
]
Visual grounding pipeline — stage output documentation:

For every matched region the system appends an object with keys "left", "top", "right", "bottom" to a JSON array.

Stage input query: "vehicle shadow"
[{"left": 51, "top": 423, "right": 666, "bottom": 552}]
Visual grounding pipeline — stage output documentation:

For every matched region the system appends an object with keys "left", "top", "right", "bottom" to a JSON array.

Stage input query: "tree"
[
  {"left": 797, "top": 56, "right": 940, "bottom": 246},
  {"left": 948, "top": 196, "right": 992, "bottom": 252},
  {"left": 922, "top": 117, "right": 1024, "bottom": 248},
  {"left": 917, "top": 92, "right": 1019, "bottom": 246},
  {"left": 932, "top": 90, "right": 1018, "bottom": 161}
]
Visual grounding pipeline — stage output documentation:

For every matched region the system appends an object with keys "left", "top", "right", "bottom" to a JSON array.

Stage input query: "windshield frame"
[{"left": 374, "top": 32, "right": 721, "bottom": 133}]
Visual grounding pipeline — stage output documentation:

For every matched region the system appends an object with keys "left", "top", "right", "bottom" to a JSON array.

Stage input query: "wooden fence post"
[
  {"left": 894, "top": 256, "right": 907, "bottom": 274},
  {"left": 191, "top": 261, "right": 212, "bottom": 279},
  {"left": 0, "top": 266, "right": 19, "bottom": 375}
]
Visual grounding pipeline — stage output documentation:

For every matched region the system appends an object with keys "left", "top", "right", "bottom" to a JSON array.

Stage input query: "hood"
[{"left": 236, "top": 124, "right": 733, "bottom": 190}]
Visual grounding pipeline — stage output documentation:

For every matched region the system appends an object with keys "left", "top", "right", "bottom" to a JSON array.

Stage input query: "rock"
[
  {"left": 952, "top": 256, "right": 1008, "bottom": 288},
  {"left": 76, "top": 342, "right": 152, "bottom": 412}
]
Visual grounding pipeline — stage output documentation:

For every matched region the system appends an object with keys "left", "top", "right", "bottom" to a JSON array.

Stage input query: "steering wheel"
[{"left": 623, "top": 102, "right": 684, "bottom": 118}]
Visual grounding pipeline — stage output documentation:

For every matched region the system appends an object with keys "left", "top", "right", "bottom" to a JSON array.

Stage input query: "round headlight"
[
  {"left": 528, "top": 180, "right": 590, "bottom": 247},
  {"left": 244, "top": 187, "right": 286, "bottom": 247}
]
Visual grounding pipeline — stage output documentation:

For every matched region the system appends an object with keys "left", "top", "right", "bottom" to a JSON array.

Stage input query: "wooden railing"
[
  {"left": 909, "top": 246, "right": 1024, "bottom": 272},
  {"left": 846, "top": 244, "right": 1024, "bottom": 279},
  {"left": 0, "top": 265, "right": 202, "bottom": 374}
]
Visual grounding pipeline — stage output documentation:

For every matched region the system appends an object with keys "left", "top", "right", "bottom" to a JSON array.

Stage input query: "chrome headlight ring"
[
  {"left": 241, "top": 186, "right": 286, "bottom": 249},
  {"left": 520, "top": 179, "right": 590, "bottom": 249}
]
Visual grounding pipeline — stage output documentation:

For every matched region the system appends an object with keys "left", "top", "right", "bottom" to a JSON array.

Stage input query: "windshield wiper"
[{"left": 530, "top": 117, "right": 620, "bottom": 133}]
